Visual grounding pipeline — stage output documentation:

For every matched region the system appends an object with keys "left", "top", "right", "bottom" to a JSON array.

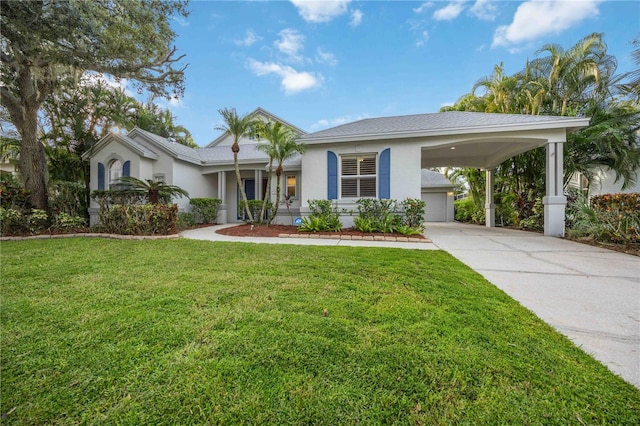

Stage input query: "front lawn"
[{"left": 2, "top": 239, "right": 638, "bottom": 424}]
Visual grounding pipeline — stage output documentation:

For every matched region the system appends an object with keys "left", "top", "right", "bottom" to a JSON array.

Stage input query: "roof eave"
[{"left": 300, "top": 118, "right": 591, "bottom": 145}]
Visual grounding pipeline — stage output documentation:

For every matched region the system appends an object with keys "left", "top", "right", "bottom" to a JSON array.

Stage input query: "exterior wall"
[
  {"left": 589, "top": 167, "right": 640, "bottom": 197},
  {"left": 268, "top": 171, "right": 302, "bottom": 225},
  {"left": 301, "top": 141, "right": 421, "bottom": 227},
  {"left": 172, "top": 161, "right": 216, "bottom": 211},
  {"left": 88, "top": 141, "right": 147, "bottom": 226}
]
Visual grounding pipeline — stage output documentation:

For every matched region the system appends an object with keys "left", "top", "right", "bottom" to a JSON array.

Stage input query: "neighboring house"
[
  {"left": 85, "top": 108, "right": 589, "bottom": 236},
  {"left": 569, "top": 168, "right": 640, "bottom": 198}
]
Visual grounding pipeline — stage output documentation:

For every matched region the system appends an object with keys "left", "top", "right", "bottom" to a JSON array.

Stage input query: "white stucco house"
[{"left": 84, "top": 107, "right": 590, "bottom": 236}]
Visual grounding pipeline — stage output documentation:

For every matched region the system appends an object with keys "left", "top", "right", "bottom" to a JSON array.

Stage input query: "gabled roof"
[
  {"left": 81, "top": 131, "right": 159, "bottom": 160},
  {"left": 129, "top": 128, "right": 201, "bottom": 164},
  {"left": 421, "top": 169, "right": 455, "bottom": 188},
  {"left": 300, "top": 111, "right": 590, "bottom": 144},
  {"left": 207, "top": 107, "right": 307, "bottom": 147},
  {"left": 198, "top": 143, "right": 302, "bottom": 167}
]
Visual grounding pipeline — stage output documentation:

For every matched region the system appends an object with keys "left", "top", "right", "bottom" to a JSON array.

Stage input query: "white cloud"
[
  {"left": 234, "top": 30, "right": 262, "bottom": 47},
  {"left": 274, "top": 28, "right": 305, "bottom": 62},
  {"left": 290, "top": 0, "right": 351, "bottom": 23},
  {"left": 413, "top": 2, "right": 434, "bottom": 14},
  {"left": 492, "top": 0, "right": 601, "bottom": 48},
  {"left": 310, "top": 113, "right": 370, "bottom": 130},
  {"left": 469, "top": 0, "right": 497, "bottom": 21},
  {"left": 433, "top": 2, "right": 465, "bottom": 21},
  {"left": 247, "top": 59, "right": 323, "bottom": 95},
  {"left": 316, "top": 48, "right": 337, "bottom": 66},
  {"left": 350, "top": 9, "right": 363, "bottom": 27},
  {"left": 172, "top": 16, "right": 189, "bottom": 27},
  {"left": 416, "top": 31, "right": 429, "bottom": 47}
]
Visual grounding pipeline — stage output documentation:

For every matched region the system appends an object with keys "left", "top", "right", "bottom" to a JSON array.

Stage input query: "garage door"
[{"left": 422, "top": 192, "right": 447, "bottom": 222}]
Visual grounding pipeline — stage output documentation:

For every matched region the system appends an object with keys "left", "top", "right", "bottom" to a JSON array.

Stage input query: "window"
[
  {"left": 108, "top": 160, "right": 122, "bottom": 187},
  {"left": 341, "top": 154, "right": 376, "bottom": 198},
  {"left": 286, "top": 175, "right": 297, "bottom": 198}
]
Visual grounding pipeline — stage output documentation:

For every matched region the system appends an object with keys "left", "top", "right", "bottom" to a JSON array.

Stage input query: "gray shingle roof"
[
  {"left": 132, "top": 128, "right": 201, "bottom": 163},
  {"left": 301, "top": 111, "right": 588, "bottom": 141},
  {"left": 421, "top": 170, "right": 454, "bottom": 188},
  {"left": 123, "top": 134, "right": 159, "bottom": 158},
  {"left": 198, "top": 143, "right": 302, "bottom": 167}
]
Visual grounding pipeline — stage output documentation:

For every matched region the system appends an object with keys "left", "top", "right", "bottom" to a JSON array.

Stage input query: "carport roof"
[{"left": 300, "top": 111, "right": 589, "bottom": 143}]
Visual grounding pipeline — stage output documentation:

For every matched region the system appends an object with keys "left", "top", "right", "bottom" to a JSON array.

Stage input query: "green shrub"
[
  {"left": 400, "top": 198, "right": 426, "bottom": 229},
  {"left": 96, "top": 204, "right": 178, "bottom": 235},
  {"left": 177, "top": 212, "right": 197, "bottom": 230},
  {"left": 92, "top": 189, "right": 146, "bottom": 208},
  {"left": 519, "top": 198, "right": 543, "bottom": 230},
  {"left": 298, "top": 200, "right": 342, "bottom": 232},
  {"left": 396, "top": 225, "right": 422, "bottom": 236},
  {"left": 190, "top": 198, "right": 221, "bottom": 224},
  {"left": 27, "top": 209, "right": 48, "bottom": 234},
  {"left": 0, "top": 174, "right": 30, "bottom": 211},
  {"left": 355, "top": 199, "right": 403, "bottom": 233},
  {"left": 569, "top": 193, "right": 640, "bottom": 244},
  {"left": 238, "top": 200, "right": 272, "bottom": 224},
  {"left": 454, "top": 198, "right": 485, "bottom": 224},
  {"left": 52, "top": 212, "right": 87, "bottom": 233},
  {"left": 49, "top": 180, "right": 86, "bottom": 217},
  {"left": 0, "top": 207, "right": 25, "bottom": 235}
]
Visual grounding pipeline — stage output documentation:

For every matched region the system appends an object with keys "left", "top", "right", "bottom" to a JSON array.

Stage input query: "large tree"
[{"left": 0, "top": 0, "right": 188, "bottom": 211}]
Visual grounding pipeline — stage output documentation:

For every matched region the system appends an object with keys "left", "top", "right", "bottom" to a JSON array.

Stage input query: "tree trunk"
[
  {"left": 260, "top": 158, "right": 273, "bottom": 225},
  {"left": 17, "top": 107, "right": 50, "bottom": 212},
  {"left": 233, "top": 143, "right": 253, "bottom": 223},
  {"left": 271, "top": 165, "right": 283, "bottom": 222}
]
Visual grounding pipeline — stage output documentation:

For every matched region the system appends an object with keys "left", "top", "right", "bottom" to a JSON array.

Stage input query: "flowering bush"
[{"left": 569, "top": 193, "right": 640, "bottom": 244}]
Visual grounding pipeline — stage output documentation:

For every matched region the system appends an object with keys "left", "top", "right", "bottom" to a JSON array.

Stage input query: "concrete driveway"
[{"left": 425, "top": 222, "right": 640, "bottom": 388}]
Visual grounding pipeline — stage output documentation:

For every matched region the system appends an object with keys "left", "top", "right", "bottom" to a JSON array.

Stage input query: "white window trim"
[
  {"left": 340, "top": 153, "right": 377, "bottom": 199},
  {"left": 285, "top": 174, "right": 298, "bottom": 200},
  {"left": 108, "top": 159, "right": 123, "bottom": 188}
]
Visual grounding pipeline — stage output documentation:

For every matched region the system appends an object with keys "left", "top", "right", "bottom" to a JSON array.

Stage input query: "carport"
[{"left": 417, "top": 113, "right": 589, "bottom": 236}]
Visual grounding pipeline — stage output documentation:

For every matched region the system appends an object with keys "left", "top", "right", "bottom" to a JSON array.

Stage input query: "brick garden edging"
[
  {"left": 278, "top": 233, "right": 432, "bottom": 243},
  {"left": 0, "top": 233, "right": 181, "bottom": 242}
]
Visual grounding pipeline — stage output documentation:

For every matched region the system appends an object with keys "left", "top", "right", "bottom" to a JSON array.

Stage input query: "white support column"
[
  {"left": 543, "top": 142, "right": 567, "bottom": 236},
  {"left": 485, "top": 169, "right": 495, "bottom": 227},
  {"left": 254, "top": 170, "right": 262, "bottom": 201},
  {"left": 217, "top": 171, "right": 227, "bottom": 224}
]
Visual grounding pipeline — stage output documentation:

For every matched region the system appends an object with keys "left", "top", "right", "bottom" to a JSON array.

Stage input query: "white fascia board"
[
  {"left": 82, "top": 133, "right": 159, "bottom": 160},
  {"left": 300, "top": 118, "right": 591, "bottom": 145}
]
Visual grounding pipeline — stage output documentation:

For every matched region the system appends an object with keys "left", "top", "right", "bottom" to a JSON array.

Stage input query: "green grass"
[{"left": 1, "top": 238, "right": 638, "bottom": 424}]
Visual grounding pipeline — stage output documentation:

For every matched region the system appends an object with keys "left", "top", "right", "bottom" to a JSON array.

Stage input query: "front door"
[{"left": 238, "top": 179, "right": 255, "bottom": 220}]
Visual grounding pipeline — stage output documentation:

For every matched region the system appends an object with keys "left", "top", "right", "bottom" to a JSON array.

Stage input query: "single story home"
[{"left": 84, "top": 107, "right": 590, "bottom": 236}]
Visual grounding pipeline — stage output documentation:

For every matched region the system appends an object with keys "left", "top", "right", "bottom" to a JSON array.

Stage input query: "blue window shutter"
[
  {"left": 98, "top": 162, "right": 105, "bottom": 190},
  {"left": 327, "top": 151, "right": 338, "bottom": 200},
  {"left": 123, "top": 160, "right": 131, "bottom": 177},
  {"left": 379, "top": 148, "right": 390, "bottom": 199}
]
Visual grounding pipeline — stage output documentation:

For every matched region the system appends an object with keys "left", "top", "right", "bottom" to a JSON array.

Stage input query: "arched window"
[{"left": 108, "top": 159, "right": 122, "bottom": 187}]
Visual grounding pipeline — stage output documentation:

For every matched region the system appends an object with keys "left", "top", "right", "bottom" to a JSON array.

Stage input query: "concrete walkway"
[{"left": 181, "top": 223, "right": 640, "bottom": 387}]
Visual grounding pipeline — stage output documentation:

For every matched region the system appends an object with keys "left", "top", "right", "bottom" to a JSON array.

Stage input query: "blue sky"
[{"left": 157, "top": 0, "right": 639, "bottom": 146}]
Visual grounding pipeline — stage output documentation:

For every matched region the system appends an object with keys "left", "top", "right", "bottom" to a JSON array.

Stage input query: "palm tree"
[
  {"left": 270, "top": 134, "right": 306, "bottom": 223},
  {"left": 215, "top": 108, "right": 258, "bottom": 223},
  {"left": 115, "top": 176, "right": 189, "bottom": 205},
  {"left": 532, "top": 32, "right": 616, "bottom": 116},
  {"left": 256, "top": 122, "right": 285, "bottom": 220}
]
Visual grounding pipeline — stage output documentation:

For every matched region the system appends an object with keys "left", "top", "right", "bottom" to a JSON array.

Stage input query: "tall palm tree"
[
  {"left": 270, "top": 135, "right": 306, "bottom": 223},
  {"left": 255, "top": 121, "right": 293, "bottom": 223},
  {"left": 533, "top": 32, "right": 616, "bottom": 116},
  {"left": 215, "top": 108, "right": 257, "bottom": 223}
]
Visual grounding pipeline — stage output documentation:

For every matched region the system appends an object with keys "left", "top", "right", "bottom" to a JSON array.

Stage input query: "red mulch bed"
[{"left": 215, "top": 224, "right": 426, "bottom": 239}]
